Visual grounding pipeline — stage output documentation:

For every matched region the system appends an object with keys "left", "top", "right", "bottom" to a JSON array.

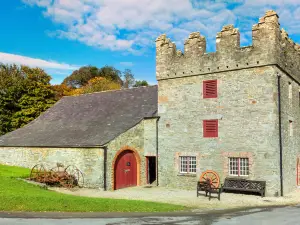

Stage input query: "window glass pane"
[
  {"left": 189, "top": 156, "right": 196, "bottom": 173},
  {"left": 240, "top": 158, "right": 249, "bottom": 176},
  {"left": 180, "top": 156, "right": 188, "bottom": 173},
  {"left": 229, "top": 158, "right": 238, "bottom": 176}
]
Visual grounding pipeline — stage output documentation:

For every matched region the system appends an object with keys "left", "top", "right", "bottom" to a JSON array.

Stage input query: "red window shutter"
[
  {"left": 203, "top": 120, "right": 218, "bottom": 138},
  {"left": 203, "top": 80, "right": 217, "bottom": 98}
]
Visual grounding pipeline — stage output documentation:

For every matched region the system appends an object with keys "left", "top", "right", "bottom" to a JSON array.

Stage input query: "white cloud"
[
  {"left": 23, "top": 0, "right": 300, "bottom": 53},
  {"left": 120, "top": 62, "right": 134, "bottom": 67},
  {"left": 0, "top": 52, "right": 79, "bottom": 70}
]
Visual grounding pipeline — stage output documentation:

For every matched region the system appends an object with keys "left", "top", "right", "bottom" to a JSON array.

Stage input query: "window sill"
[
  {"left": 226, "top": 176, "right": 249, "bottom": 180},
  {"left": 177, "top": 173, "right": 197, "bottom": 177}
]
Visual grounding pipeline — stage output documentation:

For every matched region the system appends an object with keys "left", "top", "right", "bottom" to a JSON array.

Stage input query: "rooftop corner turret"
[
  {"left": 184, "top": 32, "right": 206, "bottom": 57},
  {"left": 155, "top": 34, "right": 177, "bottom": 79},
  {"left": 252, "top": 10, "right": 280, "bottom": 50},
  {"left": 216, "top": 25, "right": 240, "bottom": 53}
]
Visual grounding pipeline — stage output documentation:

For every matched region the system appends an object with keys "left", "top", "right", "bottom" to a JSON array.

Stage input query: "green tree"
[
  {"left": 98, "top": 66, "right": 123, "bottom": 85},
  {"left": 0, "top": 64, "right": 57, "bottom": 135},
  {"left": 0, "top": 64, "right": 24, "bottom": 135},
  {"left": 11, "top": 66, "right": 56, "bottom": 129},
  {"left": 63, "top": 65, "right": 122, "bottom": 88},
  {"left": 133, "top": 80, "right": 149, "bottom": 87}
]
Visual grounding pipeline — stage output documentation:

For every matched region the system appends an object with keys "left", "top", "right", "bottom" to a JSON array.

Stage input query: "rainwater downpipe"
[{"left": 277, "top": 73, "right": 283, "bottom": 197}]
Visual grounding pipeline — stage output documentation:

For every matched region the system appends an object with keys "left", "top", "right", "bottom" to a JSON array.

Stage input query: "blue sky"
[{"left": 1, "top": 0, "right": 300, "bottom": 85}]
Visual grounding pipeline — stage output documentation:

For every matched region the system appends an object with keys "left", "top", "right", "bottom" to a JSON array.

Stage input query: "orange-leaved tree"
[{"left": 80, "top": 77, "right": 121, "bottom": 94}]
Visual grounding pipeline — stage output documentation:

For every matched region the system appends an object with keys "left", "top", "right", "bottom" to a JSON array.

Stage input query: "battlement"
[{"left": 156, "top": 10, "right": 300, "bottom": 82}]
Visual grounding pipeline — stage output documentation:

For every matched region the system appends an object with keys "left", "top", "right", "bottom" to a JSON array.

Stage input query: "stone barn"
[
  {"left": 0, "top": 86, "right": 159, "bottom": 190},
  {"left": 0, "top": 10, "right": 300, "bottom": 197}
]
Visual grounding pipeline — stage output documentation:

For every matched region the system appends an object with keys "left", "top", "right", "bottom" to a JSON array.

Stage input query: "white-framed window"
[
  {"left": 229, "top": 157, "right": 249, "bottom": 176},
  {"left": 180, "top": 156, "right": 196, "bottom": 174}
]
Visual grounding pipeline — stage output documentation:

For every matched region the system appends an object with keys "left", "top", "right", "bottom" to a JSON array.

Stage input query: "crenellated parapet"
[
  {"left": 216, "top": 24, "right": 240, "bottom": 52},
  {"left": 184, "top": 32, "right": 206, "bottom": 57},
  {"left": 156, "top": 10, "right": 300, "bottom": 83}
]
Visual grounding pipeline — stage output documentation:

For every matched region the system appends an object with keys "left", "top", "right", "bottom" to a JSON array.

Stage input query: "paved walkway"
[
  {"left": 1, "top": 206, "right": 300, "bottom": 224},
  {"left": 50, "top": 186, "right": 300, "bottom": 209}
]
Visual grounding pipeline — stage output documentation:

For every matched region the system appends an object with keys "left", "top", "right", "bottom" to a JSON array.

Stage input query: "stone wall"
[
  {"left": 157, "top": 66, "right": 281, "bottom": 196},
  {"left": 144, "top": 118, "right": 158, "bottom": 156},
  {"left": 0, "top": 147, "right": 104, "bottom": 188},
  {"left": 276, "top": 68, "right": 300, "bottom": 195},
  {"left": 106, "top": 118, "right": 157, "bottom": 190}
]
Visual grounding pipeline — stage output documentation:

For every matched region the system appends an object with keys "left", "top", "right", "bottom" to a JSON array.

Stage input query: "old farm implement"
[{"left": 30, "top": 163, "right": 84, "bottom": 188}]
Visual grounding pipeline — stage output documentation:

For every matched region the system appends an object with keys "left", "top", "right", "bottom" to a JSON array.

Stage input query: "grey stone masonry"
[
  {"left": 156, "top": 10, "right": 300, "bottom": 197},
  {"left": 0, "top": 147, "right": 104, "bottom": 188},
  {"left": 156, "top": 10, "right": 300, "bottom": 84}
]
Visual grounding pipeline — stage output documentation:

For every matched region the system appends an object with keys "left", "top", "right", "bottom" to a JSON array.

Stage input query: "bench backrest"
[{"left": 224, "top": 178, "right": 266, "bottom": 190}]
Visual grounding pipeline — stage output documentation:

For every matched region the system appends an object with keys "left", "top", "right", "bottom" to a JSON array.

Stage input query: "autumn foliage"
[{"left": 0, "top": 64, "right": 148, "bottom": 136}]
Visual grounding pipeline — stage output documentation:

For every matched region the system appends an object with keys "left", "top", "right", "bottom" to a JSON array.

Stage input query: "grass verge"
[{"left": 0, "top": 164, "right": 187, "bottom": 212}]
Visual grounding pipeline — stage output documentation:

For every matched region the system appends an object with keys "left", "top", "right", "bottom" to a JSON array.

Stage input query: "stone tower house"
[{"left": 156, "top": 10, "right": 300, "bottom": 197}]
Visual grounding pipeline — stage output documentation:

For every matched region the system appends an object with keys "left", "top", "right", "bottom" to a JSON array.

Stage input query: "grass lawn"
[{"left": 0, "top": 164, "right": 187, "bottom": 212}]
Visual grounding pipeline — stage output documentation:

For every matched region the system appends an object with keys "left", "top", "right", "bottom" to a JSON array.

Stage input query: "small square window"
[
  {"left": 229, "top": 158, "right": 249, "bottom": 176},
  {"left": 203, "top": 120, "right": 218, "bottom": 138},
  {"left": 203, "top": 80, "right": 217, "bottom": 98},
  {"left": 180, "top": 156, "right": 196, "bottom": 174}
]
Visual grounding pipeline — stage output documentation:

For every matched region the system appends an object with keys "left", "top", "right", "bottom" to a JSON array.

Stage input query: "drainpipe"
[
  {"left": 156, "top": 116, "right": 160, "bottom": 186},
  {"left": 103, "top": 146, "right": 108, "bottom": 191},
  {"left": 277, "top": 73, "right": 283, "bottom": 197}
]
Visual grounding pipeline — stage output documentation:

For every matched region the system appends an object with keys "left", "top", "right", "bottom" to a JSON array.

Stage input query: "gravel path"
[{"left": 49, "top": 186, "right": 300, "bottom": 209}]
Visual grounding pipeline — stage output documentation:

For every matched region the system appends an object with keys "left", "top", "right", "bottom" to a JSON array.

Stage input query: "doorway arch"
[{"left": 112, "top": 146, "right": 141, "bottom": 190}]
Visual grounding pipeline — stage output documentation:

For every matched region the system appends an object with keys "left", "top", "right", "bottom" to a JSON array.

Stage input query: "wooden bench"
[
  {"left": 221, "top": 178, "right": 266, "bottom": 197},
  {"left": 197, "top": 180, "right": 221, "bottom": 201}
]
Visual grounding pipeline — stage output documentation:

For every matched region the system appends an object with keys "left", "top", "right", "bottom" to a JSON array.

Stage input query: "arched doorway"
[{"left": 114, "top": 150, "right": 137, "bottom": 190}]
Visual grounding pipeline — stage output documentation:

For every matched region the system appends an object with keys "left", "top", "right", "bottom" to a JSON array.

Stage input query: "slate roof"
[{"left": 0, "top": 86, "right": 158, "bottom": 147}]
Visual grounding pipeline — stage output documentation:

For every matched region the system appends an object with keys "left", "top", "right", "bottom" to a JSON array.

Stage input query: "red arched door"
[{"left": 114, "top": 150, "right": 137, "bottom": 190}]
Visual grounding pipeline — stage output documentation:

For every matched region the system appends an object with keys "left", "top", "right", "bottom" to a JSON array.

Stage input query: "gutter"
[{"left": 277, "top": 73, "right": 284, "bottom": 197}]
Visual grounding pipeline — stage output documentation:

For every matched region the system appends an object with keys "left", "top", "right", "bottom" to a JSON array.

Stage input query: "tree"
[
  {"left": 98, "top": 66, "right": 123, "bottom": 85},
  {"left": 122, "top": 69, "right": 135, "bottom": 88},
  {"left": 133, "top": 80, "right": 149, "bottom": 87},
  {"left": 51, "top": 84, "right": 73, "bottom": 100},
  {"left": 11, "top": 66, "right": 57, "bottom": 129},
  {"left": 0, "top": 64, "right": 57, "bottom": 135},
  {"left": 0, "top": 64, "right": 25, "bottom": 135},
  {"left": 62, "top": 66, "right": 98, "bottom": 88},
  {"left": 80, "top": 77, "right": 121, "bottom": 94},
  {"left": 62, "top": 65, "right": 123, "bottom": 88}
]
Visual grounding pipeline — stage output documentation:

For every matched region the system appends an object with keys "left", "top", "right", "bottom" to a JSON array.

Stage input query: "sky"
[{"left": 0, "top": 0, "right": 300, "bottom": 85}]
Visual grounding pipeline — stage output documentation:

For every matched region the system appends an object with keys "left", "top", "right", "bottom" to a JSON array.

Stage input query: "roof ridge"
[{"left": 63, "top": 85, "right": 158, "bottom": 98}]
